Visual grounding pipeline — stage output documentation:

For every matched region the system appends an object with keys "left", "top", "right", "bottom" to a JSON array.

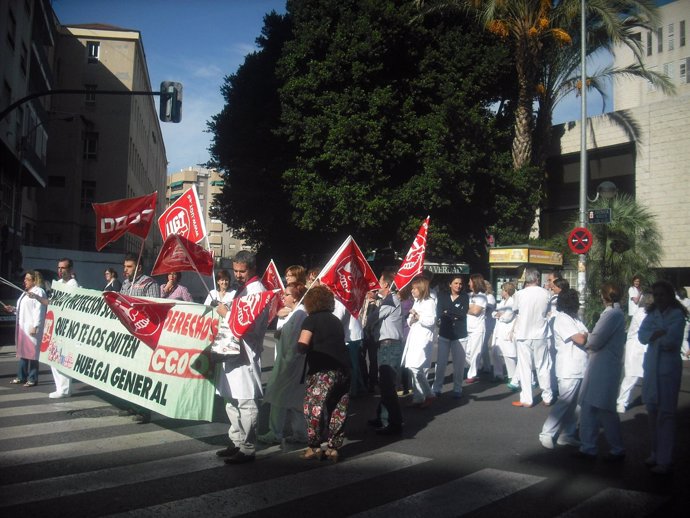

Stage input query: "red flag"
[
  {"left": 228, "top": 289, "right": 280, "bottom": 340},
  {"left": 102, "top": 292, "right": 174, "bottom": 350},
  {"left": 158, "top": 185, "right": 208, "bottom": 244},
  {"left": 394, "top": 216, "right": 430, "bottom": 291},
  {"left": 92, "top": 192, "right": 157, "bottom": 251},
  {"left": 261, "top": 260, "right": 285, "bottom": 291},
  {"left": 318, "top": 236, "right": 380, "bottom": 319},
  {"left": 261, "top": 260, "right": 285, "bottom": 318},
  {"left": 151, "top": 234, "right": 214, "bottom": 277}
]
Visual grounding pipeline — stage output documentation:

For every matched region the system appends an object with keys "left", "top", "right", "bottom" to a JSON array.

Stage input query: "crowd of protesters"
[{"left": 5, "top": 253, "right": 689, "bottom": 475}]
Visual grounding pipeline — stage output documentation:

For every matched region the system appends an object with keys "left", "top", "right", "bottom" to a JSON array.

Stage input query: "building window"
[
  {"left": 170, "top": 181, "right": 184, "bottom": 191},
  {"left": 646, "top": 31, "right": 652, "bottom": 56},
  {"left": 87, "top": 41, "right": 100, "bottom": 63},
  {"left": 80, "top": 181, "right": 96, "bottom": 208},
  {"left": 663, "top": 62, "right": 674, "bottom": 79},
  {"left": 85, "top": 84, "right": 97, "bottom": 105},
  {"left": 681, "top": 21, "right": 686, "bottom": 47},
  {"left": 657, "top": 27, "right": 663, "bottom": 53},
  {"left": 681, "top": 61, "right": 687, "bottom": 84},
  {"left": 7, "top": 8, "right": 16, "bottom": 49},
  {"left": 668, "top": 23, "right": 674, "bottom": 51},
  {"left": 83, "top": 132, "right": 99, "bottom": 159}
]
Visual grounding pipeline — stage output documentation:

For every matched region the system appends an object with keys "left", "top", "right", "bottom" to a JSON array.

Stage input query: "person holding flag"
[{"left": 215, "top": 251, "right": 269, "bottom": 465}]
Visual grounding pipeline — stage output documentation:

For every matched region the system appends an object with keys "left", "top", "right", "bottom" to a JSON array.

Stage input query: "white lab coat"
[{"left": 401, "top": 297, "right": 436, "bottom": 369}]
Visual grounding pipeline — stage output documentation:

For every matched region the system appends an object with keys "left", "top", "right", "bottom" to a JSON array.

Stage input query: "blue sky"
[
  {"left": 52, "top": 0, "right": 287, "bottom": 174},
  {"left": 52, "top": 0, "right": 614, "bottom": 174}
]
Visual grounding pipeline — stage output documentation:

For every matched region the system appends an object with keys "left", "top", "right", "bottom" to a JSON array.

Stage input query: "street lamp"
[{"left": 577, "top": 0, "right": 588, "bottom": 311}]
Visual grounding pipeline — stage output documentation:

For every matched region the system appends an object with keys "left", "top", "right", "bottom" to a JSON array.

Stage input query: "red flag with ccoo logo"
[
  {"left": 393, "top": 216, "right": 430, "bottom": 292},
  {"left": 228, "top": 289, "right": 281, "bottom": 340},
  {"left": 317, "top": 236, "right": 380, "bottom": 319},
  {"left": 151, "top": 234, "right": 214, "bottom": 277},
  {"left": 102, "top": 292, "right": 175, "bottom": 350}
]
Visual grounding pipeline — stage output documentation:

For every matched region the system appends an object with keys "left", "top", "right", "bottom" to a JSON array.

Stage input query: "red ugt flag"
[
  {"left": 158, "top": 185, "right": 207, "bottom": 244},
  {"left": 102, "top": 292, "right": 174, "bottom": 350},
  {"left": 394, "top": 216, "right": 430, "bottom": 292},
  {"left": 151, "top": 234, "right": 214, "bottom": 277},
  {"left": 228, "top": 289, "right": 280, "bottom": 340},
  {"left": 92, "top": 192, "right": 157, "bottom": 251},
  {"left": 318, "top": 236, "right": 380, "bottom": 319}
]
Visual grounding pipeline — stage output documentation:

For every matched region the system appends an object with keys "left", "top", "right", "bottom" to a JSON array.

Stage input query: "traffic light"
[{"left": 159, "top": 81, "right": 182, "bottom": 123}]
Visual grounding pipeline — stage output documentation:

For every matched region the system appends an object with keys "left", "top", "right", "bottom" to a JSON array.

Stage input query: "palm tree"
[
  {"left": 416, "top": 0, "right": 674, "bottom": 171},
  {"left": 570, "top": 193, "right": 661, "bottom": 325}
]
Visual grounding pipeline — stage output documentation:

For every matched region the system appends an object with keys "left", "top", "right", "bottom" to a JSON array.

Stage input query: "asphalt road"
[{"left": 1, "top": 337, "right": 689, "bottom": 517}]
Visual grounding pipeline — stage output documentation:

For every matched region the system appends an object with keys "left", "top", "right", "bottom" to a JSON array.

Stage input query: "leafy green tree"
[
  {"left": 207, "top": 12, "right": 316, "bottom": 267},
  {"left": 277, "top": 0, "right": 525, "bottom": 268}
]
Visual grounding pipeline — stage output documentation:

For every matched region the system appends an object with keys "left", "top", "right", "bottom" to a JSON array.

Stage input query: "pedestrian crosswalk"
[{"left": 0, "top": 381, "right": 672, "bottom": 516}]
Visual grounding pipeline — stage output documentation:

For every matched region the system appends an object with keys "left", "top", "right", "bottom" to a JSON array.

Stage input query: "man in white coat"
[
  {"left": 512, "top": 267, "right": 553, "bottom": 408},
  {"left": 50, "top": 258, "right": 79, "bottom": 398},
  {"left": 215, "top": 251, "right": 268, "bottom": 465}
]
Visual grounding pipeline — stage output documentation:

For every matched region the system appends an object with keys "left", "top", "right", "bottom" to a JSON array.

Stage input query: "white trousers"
[
  {"left": 579, "top": 401, "right": 625, "bottom": 456},
  {"left": 540, "top": 377, "right": 581, "bottom": 441},
  {"left": 409, "top": 366, "right": 433, "bottom": 403},
  {"left": 432, "top": 337, "right": 466, "bottom": 394},
  {"left": 51, "top": 366, "right": 72, "bottom": 395},
  {"left": 616, "top": 375, "right": 641, "bottom": 411},
  {"left": 465, "top": 329, "right": 485, "bottom": 379},
  {"left": 225, "top": 398, "right": 259, "bottom": 455},
  {"left": 515, "top": 339, "right": 552, "bottom": 406}
]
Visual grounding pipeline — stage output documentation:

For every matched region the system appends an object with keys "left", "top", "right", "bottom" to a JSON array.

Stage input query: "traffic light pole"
[{"left": 0, "top": 89, "right": 170, "bottom": 122}]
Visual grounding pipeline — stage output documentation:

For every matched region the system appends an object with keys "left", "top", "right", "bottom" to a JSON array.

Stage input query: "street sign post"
[
  {"left": 568, "top": 227, "right": 593, "bottom": 254},
  {"left": 587, "top": 208, "right": 611, "bottom": 224}
]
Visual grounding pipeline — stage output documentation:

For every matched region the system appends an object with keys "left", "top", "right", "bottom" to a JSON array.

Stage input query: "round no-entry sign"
[{"left": 568, "top": 227, "right": 593, "bottom": 254}]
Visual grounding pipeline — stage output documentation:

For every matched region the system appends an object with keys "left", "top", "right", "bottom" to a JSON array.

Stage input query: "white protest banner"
[{"left": 40, "top": 283, "right": 219, "bottom": 421}]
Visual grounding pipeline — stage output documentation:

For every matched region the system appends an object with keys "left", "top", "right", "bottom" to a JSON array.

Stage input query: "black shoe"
[
  {"left": 118, "top": 408, "right": 136, "bottom": 417},
  {"left": 132, "top": 413, "right": 151, "bottom": 424},
  {"left": 375, "top": 424, "right": 402, "bottom": 436},
  {"left": 224, "top": 451, "right": 255, "bottom": 465},
  {"left": 602, "top": 452, "right": 626, "bottom": 463},
  {"left": 367, "top": 418, "right": 383, "bottom": 428},
  {"left": 216, "top": 445, "right": 239, "bottom": 458}
]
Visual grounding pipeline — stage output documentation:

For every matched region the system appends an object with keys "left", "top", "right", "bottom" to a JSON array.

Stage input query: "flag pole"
[{"left": 134, "top": 236, "right": 146, "bottom": 283}]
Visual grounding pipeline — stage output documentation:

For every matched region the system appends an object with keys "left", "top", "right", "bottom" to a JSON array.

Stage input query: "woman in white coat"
[
  {"left": 8, "top": 271, "right": 46, "bottom": 387},
  {"left": 401, "top": 277, "right": 437, "bottom": 407},
  {"left": 616, "top": 291, "right": 652, "bottom": 413},
  {"left": 259, "top": 282, "right": 308, "bottom": 445},
  {"left": 638, "top": 280, "right": 689, "bottom": 474},
  {"left": 576, "top": 283, "right": 626, "bottom": 460},
  {"left": 491, "top": 282, "right": 516, "bottom": 382}
]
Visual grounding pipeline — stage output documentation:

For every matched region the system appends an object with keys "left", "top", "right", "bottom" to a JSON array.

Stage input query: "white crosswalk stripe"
[
  {"left": 0, "top": 366, "right": 673, "bottom": 516},
  {"left": 351, "top": 468, "right": 545, "bottom": 517},
  {"left": 104, "top": 451, "right": 432, "bottom": 518}
]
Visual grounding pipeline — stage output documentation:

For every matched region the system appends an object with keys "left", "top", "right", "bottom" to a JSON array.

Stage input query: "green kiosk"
[{"left": 488, "top": 246, "right": 563, "bottom": 292}]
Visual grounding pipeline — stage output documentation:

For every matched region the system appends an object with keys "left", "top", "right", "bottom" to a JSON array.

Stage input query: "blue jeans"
[
  {"left": 346, "top": 340, "right": 367, "bottom": 395},
  {"left": 18, "top": 358, "right": 39, "bottom": 383},
  {"left": 377, "top": 340, "right": 403, "bottom": 426}
]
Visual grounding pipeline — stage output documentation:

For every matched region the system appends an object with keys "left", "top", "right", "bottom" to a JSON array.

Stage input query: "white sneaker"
[
  {"left": 616, "top": 405, "right": 626, "bottom": 414},
  {"left": 49, "top": 391, "right": 70, "bottom": 399},
  {"left": 539, "top": 434, "right": 554, "bottom": 450},
  {"left": 556, "top": 435, "right": 581, "bottom": 447}
]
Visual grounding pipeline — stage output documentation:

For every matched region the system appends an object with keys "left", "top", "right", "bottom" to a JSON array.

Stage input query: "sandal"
[
  {"left": 24, "top": 381, "right": 37, "bottom": 387},
  {"left": 10, "top": 378, "right": 24, "bottom": 384},
  {"left": 300, "top": 447, "right": 323, "bottom": 460},
  {"left": 324, "top": 448, "right": 339, "bottom": 463}
]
